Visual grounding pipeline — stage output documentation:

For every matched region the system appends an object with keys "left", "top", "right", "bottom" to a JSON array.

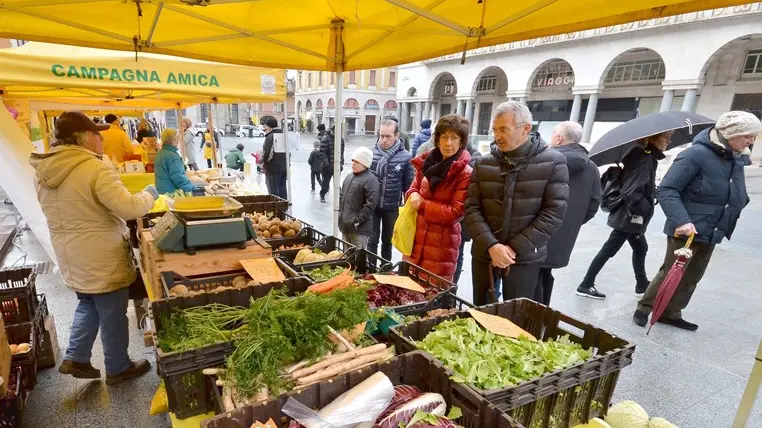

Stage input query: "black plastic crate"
[
  {"left": 366, "top": 261, "right": 457, "bottom": 316},
  {"left": 232, "top": 195, "right": 289, "bottom": 214},
  {"left": 277, "top": 235, "right": 355, "bottom": 268},
  {"left": 6, "top": 322, "right": 38, "bottom": 391},
  {"left": 389, "top": 298, "right": 636, "bottom": 428},
  {"left": 201, "top": 351, "right": 523, "bottom": 428},
  {"left": 151, "top": 276, "right": 312, "bottom": 419},
  {"left": 268, "top": 227, "right": 326, "bottom": 253},
  {"left": 0, "top": 269, "right": 38, "bottom": 327},
  {"left": 244, "top": 212, "right": 314, "bottom": 246},
  {"left": 0, "top": 367, "right": 25, "bottom": 428},
  {"left": 282, "top": 249, "right": 393, "bottom": 282}
]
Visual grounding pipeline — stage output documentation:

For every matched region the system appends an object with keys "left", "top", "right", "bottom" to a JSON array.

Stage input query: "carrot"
[{"left": 308, "top": 269, "right": 355, "bottom": 293}]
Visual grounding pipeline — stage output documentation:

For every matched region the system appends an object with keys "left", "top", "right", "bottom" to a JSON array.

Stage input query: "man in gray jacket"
[{"left": 339, "top": 147, "right": 379, "bottom": 249}]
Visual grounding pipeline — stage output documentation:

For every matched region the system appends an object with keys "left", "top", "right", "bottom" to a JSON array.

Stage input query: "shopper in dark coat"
[
  {"left": 339, "top": 147, "right": 379, "bottom": 249},
  {"left": 316, "top": 123, "right": 326, "bottom": 140},
  {"left": 538, "top": 122, "right": 601, "bottom": 305},
  {"left": 465, "top": 101, "right": 569, "bottom": 305},
  {"left": 411, "top": 119, "right": 433, "bottom": 155},
  {"left": 453, "top": 144, "right": 481, "bottom": 284},
  {"left": 635, "top": 111, "right": 761, "bottom": 331},
  {"left": 262, "top": 117, "right": 287, "bottom": 199},
  {"left": 368, "top": 119, "right": 414, "bottom": 260},
  {"left": 318, "top": 125, "right": 346, "bottom": 203},
  {"left": 307, "top": 140, "right": 327, "bottom": 193},
  {"left": 577, "top": 132, "right": 669, "bottom": 299}
]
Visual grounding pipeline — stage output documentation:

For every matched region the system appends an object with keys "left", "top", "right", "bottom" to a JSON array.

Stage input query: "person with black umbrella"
[{"left": 577, "top": 131, "right": 671, "bottom": 299}]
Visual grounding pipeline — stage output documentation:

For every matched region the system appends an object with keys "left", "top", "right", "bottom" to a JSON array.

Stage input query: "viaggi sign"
[{"left": 51, "top": 64, "right": 220, "bottom": 87}]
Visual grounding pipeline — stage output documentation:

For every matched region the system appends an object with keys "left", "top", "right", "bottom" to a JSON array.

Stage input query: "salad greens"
[
  {"left": 304, "top": 265, "right": 351, "bottom": 282},
  {"left": 417, "top": 318, "right": 592, "bottom": 390}
]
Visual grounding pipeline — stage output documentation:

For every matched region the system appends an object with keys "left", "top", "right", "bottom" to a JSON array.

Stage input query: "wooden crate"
[{"left": 138, "top": 231, "right": 272, "bottom": 300}]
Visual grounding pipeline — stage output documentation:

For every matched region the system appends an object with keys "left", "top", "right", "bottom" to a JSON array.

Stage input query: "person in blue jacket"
[
  {"left": 154, "top": 129, "right": 194, "bottom": 194},
  {"left": 635, "top": 111, "right": 761, "bottom": 331}
]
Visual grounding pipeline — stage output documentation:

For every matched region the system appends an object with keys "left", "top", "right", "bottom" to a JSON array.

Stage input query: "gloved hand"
[{"left": 144, "top": 185, "right": 160, "bottom": 200}]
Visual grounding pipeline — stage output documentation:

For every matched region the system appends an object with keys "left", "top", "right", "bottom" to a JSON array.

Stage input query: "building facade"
[
  {"left": 396, "top": 3, "right": 762, "bottom": 147},
  {"left": 295, "top": 68, "right": 398, "bottom": 135}
]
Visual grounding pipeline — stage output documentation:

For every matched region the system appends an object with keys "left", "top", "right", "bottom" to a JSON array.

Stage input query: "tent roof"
[
  {"left": 0, "top": 0, "right": 751, "bottom": 71},
  {"left": 0, "top": 42, "right": 286, "bottom": 107}
]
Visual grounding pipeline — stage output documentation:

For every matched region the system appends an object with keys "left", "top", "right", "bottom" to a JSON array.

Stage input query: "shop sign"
[{"left": 532, "top": 65, "right": 574, "bottom": 92}]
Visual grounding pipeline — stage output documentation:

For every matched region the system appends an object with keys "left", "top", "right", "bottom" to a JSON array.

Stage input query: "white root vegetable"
[
  {"left": 328, "top": 326, "right": 354, "bottom": 351},
  {"left": 202, "top": 368, "right": 222, "bottom": 376},
  {"left": 232, "top": 386, "right": 247, "bottom": 408},
  {"left": 215, "top": 379, "right": 228, "bottom": 387},
  {"left": 290, "top": 344, "right": 388, "bottom": 379},
  {"left": 285, "top": 358, "right": 314, "bottom": 374},
  {"left": 296, "top": 348, "right": 394, "bottom": 385},
  {"left": 254, "top": 386, "right": 269, "bottom": 402},
  {"left": 221, "top": 387, "right": 235, "bottom": 412}
]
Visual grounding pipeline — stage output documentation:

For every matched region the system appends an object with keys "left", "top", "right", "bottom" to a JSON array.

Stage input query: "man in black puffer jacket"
[
  {"left": 465, "top": 101, "right": 569, "bottom": 305},
  {"left": 319, "top": 125, "right": 346, "bottom": 203},
  {"left": 577, "top": 132, "right": 669, "bottom": 300},
  {"left": 539, "top": 122, "right": 601, "bottom": 305},
  {"left": 634, "top": 112, "right": 761, "bottom": 331}
]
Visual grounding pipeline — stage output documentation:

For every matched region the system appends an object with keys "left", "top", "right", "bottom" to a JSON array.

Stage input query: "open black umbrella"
[{"left": 589, "top": 111, "right": 715, "bottom": 166}]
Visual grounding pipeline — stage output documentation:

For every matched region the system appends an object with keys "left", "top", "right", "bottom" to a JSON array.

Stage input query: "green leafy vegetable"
[
  {"left": 157, "top": 304, "right": 248, "bottom": 353},
  {"left": 417, "top": 318, "right": 592, "bottom": 390},
  {"left": 303, "top": 265, "right": 351, "bottom": 282},
  {"left": 402, "top": 406, "right": 462, "bottom": 427}
]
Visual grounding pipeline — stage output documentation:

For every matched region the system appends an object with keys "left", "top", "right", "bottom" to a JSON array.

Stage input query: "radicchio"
[
  {"left": 374, "top": 393, "right": 447, "bottom": 428},
  {"left": 366, "top": 284, "right": 437, "bottom": 308},
  {"left": 375, "top": 385, "right": 422, "bottom": 422}
]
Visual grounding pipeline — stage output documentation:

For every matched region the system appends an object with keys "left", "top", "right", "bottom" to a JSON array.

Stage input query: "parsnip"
[
  {"left": 296, "top": 348, "right": 394, "bottom": 385},
  {"left": 290, "top": 344, "right": 387, "bottom": 379}
]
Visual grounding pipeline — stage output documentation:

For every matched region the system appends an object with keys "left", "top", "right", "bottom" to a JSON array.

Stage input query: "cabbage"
[
  {"left": 605, "top": 401, "right": 649, "bottom": 428},
  {"left": 649, "top": 417, "right": 678, "bottom": 428},
  {"left": 572, "top": 418, "right": 612, "bottom": 428}
]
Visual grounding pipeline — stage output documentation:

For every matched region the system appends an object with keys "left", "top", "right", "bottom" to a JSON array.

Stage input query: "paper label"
[
  {"left": 469, "top": 309, "right": 537, "bottom": 341},
  {"left": 373, "top": 274, "right": 425, "bottom": 293},
  {"left": 240, "top": 257, "right": 286, "bottom": 284},
  {"left": 251, "top": 419, "right": 277, "bottom": 428},
  {"left": 261, "top": 75, "right": 276, "bottom": 94}
]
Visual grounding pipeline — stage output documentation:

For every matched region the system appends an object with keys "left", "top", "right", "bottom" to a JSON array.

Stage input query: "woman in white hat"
[{"left": 634, "top": 111, "right": 761, "bottom": 331}]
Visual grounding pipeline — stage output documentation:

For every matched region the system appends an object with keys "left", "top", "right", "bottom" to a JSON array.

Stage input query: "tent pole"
[
  {"left": 214, "top": 103, "right": 223, "bottom": 168},
  {"left": 176, "top": 108, "right": 185, "bottom": 163},
  {"left": 206, "top": 103, "right": 217, "bottom": 168},
  {"left": 284, "top": 71, "right": 292, "bottom": 204},
  {"left": 733, "top": 339, "right": 762, "bottom": 427},
  {"left": 333, "top": 66, "right": 343, "bottom": 236},
  {"left": 37, "top": 110, "right": 51, "bottom": 153}
]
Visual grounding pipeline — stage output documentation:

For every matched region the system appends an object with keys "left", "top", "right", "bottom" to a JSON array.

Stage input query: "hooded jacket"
[
  {"left": 320, "top": 129, "right": 346, "bottom": 173},
  {"left": 29, "top": 145, "right": 154, "bottom": 294},
  {"left": 263, "top": 127, "right": 287, "bottom": 173},
  {"left": 659, "top": 127, "right": 750, "bottom": 244},
  {"left": 465, "top": 133, "right": 569, "bottom": 265},
  {"left": 411, "top": 128, "right": 432, "bottom": 155},
  {"left": 100, "top": 123, "right": 134, "bottom": 164},
  {"left": 339, "top": 169, "right": 379, "bottom": 236},
  {"left": 154, "top": 144, "right": 194, "bottom": 194},
  {"left": 369, "top": 140, "right": 414, "bottom": 210},
  {"left": 225, "top": 147, "right": 246, "bottom": 170},
  {"left": 405, "top": 149, "right": 472, "bottom": 280},
  {"left": 607, "top": 143, "right": 664, "bottom": 234},
  {"left": 544, "top": 143, "right": 601, "bottom": 268}
]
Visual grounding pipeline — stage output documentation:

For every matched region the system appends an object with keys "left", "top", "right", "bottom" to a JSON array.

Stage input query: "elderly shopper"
[
  {"left": 406, "top": 115, "right": 473, "bottom": 280},
  {"left": 577, "top": 131, "right": 670, "bottom": 299},
  {"left": 339, "top": 147, "right": 379, "bottom": 249},
  {"left": 369, "top": 120, "right": 414, "bottom": 260},
  {"left": 181, "top": 118, "right": 199, "bottom": 171},
  {"left": 465, "top": 101, "right": 569, "bottom": 305},
  {"left": 30, "top": 111, "right": 158, "bottom": 384},
  {"left": 634, "top": 111, "right": 761, "bottom": 331},
  {"left": 155, "top": 129, "right": 194, "bottom": 194},
  {"left": 539, "top": 122, "right": 601, "bottom": 305}
]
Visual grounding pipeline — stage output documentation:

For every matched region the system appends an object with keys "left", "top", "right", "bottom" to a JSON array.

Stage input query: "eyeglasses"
[{"left": 492, "top": 123, "right": 527, "bottom": 134}]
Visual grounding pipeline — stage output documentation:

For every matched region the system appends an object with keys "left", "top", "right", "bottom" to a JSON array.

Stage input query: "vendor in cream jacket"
[{"left": 29, "top": 111, "right": 158, "bottom": 384}]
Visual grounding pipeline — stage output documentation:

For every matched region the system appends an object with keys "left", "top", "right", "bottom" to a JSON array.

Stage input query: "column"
[
  {"left": 401, "top": 102, "right": 409, "bottom": 131},
  {"left": 456, "top": 100, "right": 465, "bottom": 116},
  {"left": 312, "top": 105, "right": 318, "bottom": 127},
  {"left": 464, "top": 99, "right": 474, "bottom": 124},
  {"left": 659, "top": 89, "right": 674, "bottom": 112},
  {"left": 581, "top": 93, "right": 599, "bottom": 145},
  {"left": 416, "top": 101, "right": 425, "bottom": 128},
  {"left": 471, "top": 102, "right": 481, "bottom": 135},
  {"left": 681, "top": 89, "right": 698, "bottom": 112},
  {"left": 431, "top": 102, "right": 439, "bottom": 121},
  {"left": 396, "top": 102, "right": 402, "bottom": 121},
  {"left": 519, "top": 97, "right": 527, "bottom": 105},
  {"left": 569, "top": 94, "right": 583, "bottom": 122},
  {"left": 423, "top": 101, "right": 431, "bottom": 124}
]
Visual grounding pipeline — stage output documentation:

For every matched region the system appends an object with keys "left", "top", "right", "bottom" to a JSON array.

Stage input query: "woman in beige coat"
[{"left": 30, "top": 111, "right": 159, "bottom": 384}]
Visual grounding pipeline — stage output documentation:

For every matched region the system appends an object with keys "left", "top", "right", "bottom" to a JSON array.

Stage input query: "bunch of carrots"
[{"left": 307, "top": 268, "right": 355, "bottom": 293}]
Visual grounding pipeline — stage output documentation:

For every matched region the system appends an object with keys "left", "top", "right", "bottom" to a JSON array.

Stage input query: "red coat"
[{"left": 404, "top": 149, "right": 472, "bottom": 280}]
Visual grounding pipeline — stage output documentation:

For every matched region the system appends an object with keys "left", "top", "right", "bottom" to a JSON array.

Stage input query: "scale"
[{"left": 151, "top": 196, "right": 258, "bottom": 254}]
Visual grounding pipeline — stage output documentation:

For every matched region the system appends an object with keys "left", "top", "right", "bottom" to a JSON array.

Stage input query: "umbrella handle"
[{"left": 673, "top": 232, "right": 695, "bottom": 248}]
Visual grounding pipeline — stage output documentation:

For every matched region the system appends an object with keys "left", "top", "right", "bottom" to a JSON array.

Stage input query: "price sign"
[
  {"left": 469, "top": 309, "right": 536, "bottom": 340},
  {"left": 373, "top": 274, "right": 425, "bottom": 293},
  {"left": 240, "top": 257, "right": 286, "bottom": 284}
]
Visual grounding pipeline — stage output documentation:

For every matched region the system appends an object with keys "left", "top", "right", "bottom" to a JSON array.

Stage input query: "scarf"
[
  {"left": 374, "top": 139, "right": 402, "bottom": 177},
  {"left": 423, "top": 148, "right": 463, "bottom": 191}
]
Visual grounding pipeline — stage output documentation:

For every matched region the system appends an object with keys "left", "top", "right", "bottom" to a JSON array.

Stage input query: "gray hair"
[
  {"left": 493, "top": 101, "right": 533, "bottom": 126},
  {"left": 556, "top": 121, "right": 583, "bottom": 145},
  {"left": 380, "top": 119, "right": 399, "bottom": 134},
  {"left": 53, "top": 131, "right": 89, "bottom": 147}
]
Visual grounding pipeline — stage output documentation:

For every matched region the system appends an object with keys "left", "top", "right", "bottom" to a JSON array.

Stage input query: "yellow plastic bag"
[{"left": 392, "top": 200, "right": 417, "bottom": 256}]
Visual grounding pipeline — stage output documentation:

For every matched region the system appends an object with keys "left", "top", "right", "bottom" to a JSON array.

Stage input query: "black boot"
[
  {"left": 635, "top": 280, "right": 650, "bottom": 296},
  {"left": 633, "top": 310, "right": 648, "bottom": 327},
  {"left": 658, "top": 317, "right": 698, "bottom": 331}
]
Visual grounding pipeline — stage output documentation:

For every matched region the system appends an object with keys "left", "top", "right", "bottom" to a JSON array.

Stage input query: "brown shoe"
[
  {"left": 106, "top": 359, "right": 151, "bottom": 385},
  {"left": 58, "top": 360, "right": 101, "bottom": 379}
]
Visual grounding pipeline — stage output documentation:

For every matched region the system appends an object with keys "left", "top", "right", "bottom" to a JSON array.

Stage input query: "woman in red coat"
[{"left": 405, "top": 114, "right": 473, "bottom": 280}]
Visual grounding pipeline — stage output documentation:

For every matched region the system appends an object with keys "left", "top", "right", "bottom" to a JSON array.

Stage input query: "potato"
[
  {"left": 246, "top": 280, "right": 259, "bottom": 287},
  {"left": 294, "top": 248, "right": 312, "bottom": 264},
  {"left": 271, "top": 233, "right": 282, "bottom": 239},
  {"left": 258, "top": 221, "right": 270, "bottom": 231},
  {"left": 270, "top": 218, "right": 282, "bottom": 228},
  {"left": 292, "top": 222, "right": 303, "bottom": 233},
  {"left": 232, "top": 276, "right": 248, "bottom": 288},
  {"left": 169, "top": 284, "right": 189, "bottom": 297},
  {"left": 283, "top": 229, "right": 296, "bottom": 238},
  {"left": 263, "top": 230, "right": 271, "bottom": 238},
  {"left": 326, "top": 250, "right": 343, "bottom": 260},
  {"left": 16, "top": 343, "right": 30, "bottom": 353},
  {"left": 269, "top": 225, "right": 281, "bottom": 236}
]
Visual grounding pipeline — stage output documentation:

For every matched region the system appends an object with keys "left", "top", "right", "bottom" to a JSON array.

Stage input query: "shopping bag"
[{"left": 392, "top": 200, "right": 417, "bottom": 256}]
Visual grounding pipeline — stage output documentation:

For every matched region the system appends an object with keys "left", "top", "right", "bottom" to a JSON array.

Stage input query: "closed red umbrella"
[{"left": 647, "top": 234, "right": 695, "bottom": 335}]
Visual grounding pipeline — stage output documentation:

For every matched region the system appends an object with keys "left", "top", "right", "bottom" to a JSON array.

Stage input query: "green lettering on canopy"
[
  {"left": 166, "top": 72, "right": 178, "bottom": 85},
  {"left": 149, "top": 71, "right": 160, "bottom": 83},
  {"left": 80, "top": 67, "right": 97, "bottom": 79},
  {"left": 51, "top": 64, "right": 64, "bottom": 77},
  {"left": 67, "top": 66, "right": 80, "bottom": 78},
  {"left": 136, "top": 70, "right": 148, "bottom": 82},
  {"left": 178, "top": 73, "right": 191, "bottom": 86},
  {"left": 210, "top": 75, "right": 219, "bottom": 87},
  {"left": 123, "top": 69, "right": 135, "bottom": 82},
  {"left": 98, "top": 68, "right": 109, "bottom": 80},
  {"left": 110, "top": 69, "right": 122, "bottom": 81},
  {"left": 198, "top": 75, "right": 208, "bottom": 86}
]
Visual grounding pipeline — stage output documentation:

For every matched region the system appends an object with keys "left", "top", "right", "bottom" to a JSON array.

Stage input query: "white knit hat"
[
  {"left": 351, "top": 147, "right": 373, "bottom": 169},
  {"left": 716, "top": 111, "right": 762, "bottom": 139}
]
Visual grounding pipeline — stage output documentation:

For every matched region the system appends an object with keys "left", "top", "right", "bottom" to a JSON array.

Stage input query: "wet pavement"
[{"left": 4, "top": 143, "right": 762, "bottom": 427}]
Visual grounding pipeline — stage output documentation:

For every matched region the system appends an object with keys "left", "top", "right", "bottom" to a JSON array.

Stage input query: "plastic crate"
[
  {"left": 244, "top": 212, "right": 315, "bottom": 246},
  {"left": 6, "top": 323, "right": 38, "bottom": 391},
  {"left": 151, "top": 276, "right": 312, "bottom": 419},
  {"left": 0, "top": 367, "right": 25, "bottom": 428},
  {"left": 282, "top": 249, "right": 393, "bottom": 282},
  {"left": 200, "top": 351, "right": 522, "bottom": 428},
  {"left": 277, "top": 236, "right": 355, "bottom": 268},
  {"left": 367, "top": 261, "right": 457, "bottom": 316},
  {"left": 0, "top": 269, "right": 38, "bottom": 326},
  {"left": 232, "top": 195, "right": 289, "bottom": 214},
  {"left": 389, "top": 298, "right": 636, "bottom": 428}
]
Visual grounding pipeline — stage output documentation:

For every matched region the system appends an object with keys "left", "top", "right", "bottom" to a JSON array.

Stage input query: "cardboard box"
[{"left": 0, "top": 316, "right": 11, "bottom": 396}]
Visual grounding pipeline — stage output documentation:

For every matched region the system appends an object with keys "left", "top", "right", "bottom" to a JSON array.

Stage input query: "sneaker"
[
  {"left": 311, "top": 189, "right": 315, "bottom": 194},
  {"left": 320, "top": 196, "right": 326, "bottom": 203},
  {"left": 658, "top": 317, "right": 698, "bottom": 331},
  {"left": 106, "top": 359, "right": 151, "bottom": 385},
  {"left": 633, "top": 310, "right": 648, "bottom": 327},
  {"left": 635, "top": 281, "right": 649, "bottom": 296},
  {"left": 58, "top": 360, "right": 101, "bottom": 379},
  {"left": 576, "top": 285, "right": 606, "bottom": 299}
]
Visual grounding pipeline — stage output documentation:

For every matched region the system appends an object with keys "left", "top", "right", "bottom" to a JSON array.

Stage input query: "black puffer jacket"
[
  {"left": 465, "top": 134, "right": 569, "bottom": 265},
  {"left": 461, "top": 146, "right": 482, "bottom": 242},
  {"left": 319, "top": 129, "right": 346, "bottom": 172},
  {"left": 544, "top": 143, "right": 601, "bottom": 268},
  {"left": 339, "top": 169, "right": 379, "bottom": 236},
  {"left": 262, "top": 128, "right": 286, "bottom": 173},
  {"left": 370, "top": 140, "right": 414, "bottom": 210},
  {"left": 607, "top": 144, "right": 664, "bottom": 234}
]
